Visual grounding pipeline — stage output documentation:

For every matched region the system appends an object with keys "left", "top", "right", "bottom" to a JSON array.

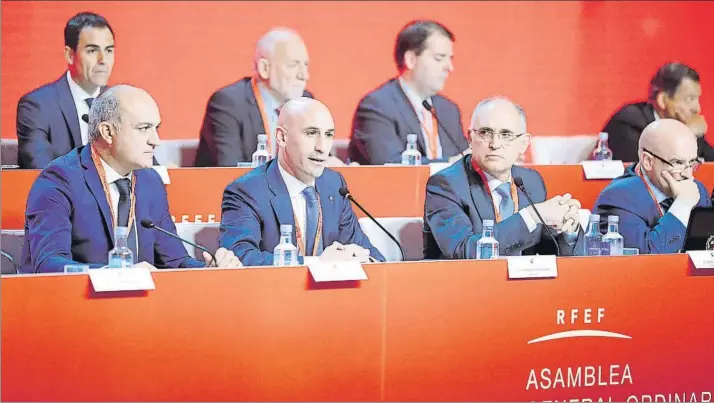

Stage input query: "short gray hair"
[
  {"left": 88, "top": 86, "right": 123, "bottom": 142},
  {"left": 252, "top": 27, "right": 302, "bottom": 76},
  {"left": 470, "top": 96, "right": 527, "bottom": 132}
]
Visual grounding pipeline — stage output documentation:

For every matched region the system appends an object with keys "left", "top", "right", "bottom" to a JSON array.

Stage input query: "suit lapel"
[
  {"left": 245, "top": 79, "right": 264, "bottom": 155},
  {"left": 55, "top": 74, "right": 82, "bottom": 148},
  {"left": 79, "top": 145, "right": 114, "bottom": 246},
  {"left": 266, "top": 160, "right": 297, "bottom": 244},
  {"left": 390, "top": 79, "right": 428, "bottom": 154},
  {"left": 465, "top": 158, "right": 497, "bottom": 222},
  {"left": 315, "top": 175, "right": 339, "bottom": 245},
  {"left": 132, "top": 173, "right": 151, "bottom": 262}
]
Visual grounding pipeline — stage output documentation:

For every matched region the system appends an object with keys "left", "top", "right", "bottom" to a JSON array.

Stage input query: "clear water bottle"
[
  {"left": 251, "top": 134, "right": 272, "bottom": 167},
  {"left": 591, "top": 132, "right": 613, "bottom": 161},
  {"left": 108, "top": 226, "right": 134, "bottom": 268},
  {"left": 602, "top": 215, "right": 624, "bottom": 256},
  {"left": 476, "top": 219, "right": 499, "bottom": 259},
  {"left": 584, "top": 214, "right": 602, "bottom": 256},
  {"left": 401, "top": 134, "right": 422, "bottom": 166},
  {"left": 273, "top": 224, "right": 298, "bottom": 266}
]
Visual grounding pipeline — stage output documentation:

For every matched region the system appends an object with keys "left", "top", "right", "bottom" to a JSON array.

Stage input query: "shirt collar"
[
  {"left": 66, "top": 70, "right": 100, "bottom": 103},
  {"left": 99, "top": 155, "right": 131, "bottom": 185},
  {"left": 398, "top": 76, "right": 432, "bottom": 112},
  {"left": 277, "top": 159, "right": 313, "bottom": 196},
  {"left": 483, "top": 170, "right": 512, "bottom": 194},
  {"left": 256, "top": 80, "right": 281, "bottom": 115},
  {"left": 639, "top": 165, "right": 668, "bottom": 203},
  {"left": 653, "top": 109, "right": 660, "bottom": 120}
]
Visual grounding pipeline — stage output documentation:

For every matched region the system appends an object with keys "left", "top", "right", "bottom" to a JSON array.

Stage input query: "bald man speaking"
[
  {"left": 219, "top": 97, "right": 384, "bottom": 266},
  {"left": 195, "top": 27, "right": 313, "bottom": 167},
  {"left": 594, "top": 119, "right": 711, "bottom": 254}
]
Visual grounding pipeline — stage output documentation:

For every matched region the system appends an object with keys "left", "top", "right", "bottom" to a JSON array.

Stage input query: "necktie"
[
  {"left": 114, "top": 178, "right": 139, "bottom": 261},
  {"left": 85, "top": 98, "right": 94, "bottom": 109},
  {"left": 495, "top": 182, "right": 514, "bottom": 220},
  {"left": 660, "top": 197, "right": 674, "bottom": 213},
  {"left": 301, "top": 186, "right": 323, "bottom": 256}
]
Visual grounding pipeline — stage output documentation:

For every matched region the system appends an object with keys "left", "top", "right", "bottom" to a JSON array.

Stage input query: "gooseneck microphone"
[
  {"left": 140, "top": 219, "right": 217, "bottom": 267},
  {"left": 339, "top": 187, "right": 406, "bottom": 262},
  {"left": 513, "top": 177, "right": 561, "bottom": 257},
  {"left": 421, "top": 100, "right": 467, "bottom": 159}
]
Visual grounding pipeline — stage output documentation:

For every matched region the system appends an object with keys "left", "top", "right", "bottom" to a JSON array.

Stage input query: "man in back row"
[
  {"left": 603, "top": 62, "right": 714, "bottom": 162},
  {"left": 20, "top": 85, "right": 241, "bottom": 273},
  {"left": 195, "top": 27, "right": 314, "bottom": 167},
  {"left": 348, "top": 19, "right": 469, "bottom": 165}
]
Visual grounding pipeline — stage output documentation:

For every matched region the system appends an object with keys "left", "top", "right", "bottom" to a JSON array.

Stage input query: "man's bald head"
[
  {"left": 639, "top": 118, "right": 697, "bottom": 155},
  {"left": 639, "top": 118, "right": 700, "bottom": 195},
  {"left": 276, "top": 97, "right": 335, "bottom": 184},
  {"left": 253, "top": 27, "right": 309, "bottom": 103}
]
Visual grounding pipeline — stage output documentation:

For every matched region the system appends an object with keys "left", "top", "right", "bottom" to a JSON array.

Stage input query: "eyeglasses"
[
  {"left": 469, "top": 127, "right": 524, "bottom": 144},
  {"left": 643, "top": 148, "right": 703, "bottom": 172}
]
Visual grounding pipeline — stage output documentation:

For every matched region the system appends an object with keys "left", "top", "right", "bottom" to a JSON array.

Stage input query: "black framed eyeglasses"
[
  {"left": 643, "top": 148, "right": 703, "bottom": 172},
  {"left": 468, "top": 127, "right": 525, "bottom": 144}
]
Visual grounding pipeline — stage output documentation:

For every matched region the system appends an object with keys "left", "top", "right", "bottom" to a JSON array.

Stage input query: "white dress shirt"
[
  {"left": 66, "top": 71, "right": 100, "bottom": 145},
  {"left": 398, "top": 76, "right": 443, "bottom": 160},
  {"left": 278, "top": 161, "right": 315, "bottom": 251},
  {"left": 640, "top": 166, "right": 692, "bottom": 227},
  {"left": 483, "top": 171, "right": 538, "bottom": 232}
]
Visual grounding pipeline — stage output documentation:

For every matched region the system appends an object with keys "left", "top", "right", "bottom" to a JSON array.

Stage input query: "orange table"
[
  {"left": 3, "top": 164, "right": 713, "bottom": 229},
  {"left": 3, "top": 255, "right": 713, "bottom": 401}
]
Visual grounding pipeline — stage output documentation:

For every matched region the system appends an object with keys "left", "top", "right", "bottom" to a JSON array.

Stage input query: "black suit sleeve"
[
  {"left": 16, "top": 94, "right": 54, "bottom": 169},
  {"left": 603, "top": 114, "right": 641, "bottom": 162},
  {"left": 201, "top": 90, "right": 241, "bottom": 167},
  {"left": 350, "top": 95, "right": 405, "bottom": 165},
  {"left": 697, "top": 137, "right": 714, "bottom": 162}
]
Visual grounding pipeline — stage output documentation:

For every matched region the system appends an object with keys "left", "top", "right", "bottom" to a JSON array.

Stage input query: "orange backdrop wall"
[{"left": 2, "top": 1, "right": 712, "bottom": 141}]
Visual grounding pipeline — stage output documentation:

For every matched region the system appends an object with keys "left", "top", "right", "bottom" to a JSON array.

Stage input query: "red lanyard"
[
  {"left": 636, "top": 165, "right": 664, "bottom": 218},
  {"left": 250, "top": 78, "right": 273, "bottom": 154},
  {"left": 90, "top": 145, "right": 136, "bottom": 231},
  {"left": 471, "top": 158, "right": 519, "bottom": 222}
]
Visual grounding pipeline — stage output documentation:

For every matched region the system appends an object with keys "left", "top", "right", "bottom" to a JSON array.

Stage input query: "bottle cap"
[
  {"left": 407, "top": 134, "right": 418, "bottom": 142},
  {"left": 590, "top": 214, "right": 600, "bottom": 221},
  {"left": 607, "top": 215, "right": 619, "bottom": 223},
  {"left": 483, "top": 219, "right": 494, "bottom": 226},
  {"left": 257, "top": 134, "right": 267, "bottom": 142},
  {"left": 280, "top": 224, "right": 293, "bottom": 233},
  {"left": 599, "top": 132, "right": 609, "bottom": 141}
]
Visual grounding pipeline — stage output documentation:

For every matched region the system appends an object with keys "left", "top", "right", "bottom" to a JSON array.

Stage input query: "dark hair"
[
  {"left": 394, "top": 20, "right": 454, "bottom": 72},
  {"left": 648, "top": 62, "right": 700, "bottom": 102},
  {"left": 64, "top": 12, "right": 114, "bottom": 51}
]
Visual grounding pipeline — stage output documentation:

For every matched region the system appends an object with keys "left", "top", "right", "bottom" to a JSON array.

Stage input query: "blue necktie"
[
  {"left": 495, "top": 182, "right": 514, "bottom": 220},
  {"left": 301, "top": 186, "right": 323, "bottom": 256},
  {"left": 660, "top": 197, "right": 674, "bottom": 213},
  {"left": 85, "top": 98, "right": 94, "bottom": 109},
  {"left": 114, "top": 178, "right": 139, "bottom": 262}
]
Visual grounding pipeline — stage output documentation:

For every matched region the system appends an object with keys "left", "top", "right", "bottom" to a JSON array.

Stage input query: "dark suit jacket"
[
  {"left": 603, "top": 101, "right": 714, "bottom": 162},
  {"left": 219, "top": 159, "right": 385, "bottom": 266},
  {"left": 594, "top": 164, "right": 711, "bottom": 254},
  {"left": 16, "top": 73, "right": 84, "bottom": 169},
  {"left": 423, "top": 156, "right": 582, "bottom": 259},
  {"left": 195, "top": 77, "right": 313, "bottom": 167},
  {"left": 19, "top": 145, "right": 203, "bottom": 273},
  {"left": 348, "top": 78, "right": 469, "bottom": 165}
]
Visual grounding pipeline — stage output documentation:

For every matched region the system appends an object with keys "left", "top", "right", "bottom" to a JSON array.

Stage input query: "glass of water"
[{"left": 64, "top": 264, "right": 89, "bottom": 273}]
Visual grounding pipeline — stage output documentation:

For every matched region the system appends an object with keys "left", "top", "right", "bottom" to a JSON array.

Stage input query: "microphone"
[
  {"left": 81, "top": 114, "right": 89, "bottom": 124},
  {"left": 513, "top": 177, "right": 561, "bottom": 257},
  {"left": 140, "top": 219, "right": 217, "bottom": 266},
  {"left": 339, "top": 187, "right": 406, "bottom": 262},
  {"left": 421, "top": 100, "right": 467, "bottom": 159},
  {"left": 1, "top": 250, "right": 17, "bottom": 274}
]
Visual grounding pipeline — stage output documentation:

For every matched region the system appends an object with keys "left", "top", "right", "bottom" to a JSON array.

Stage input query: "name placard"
[
  {"left": 89, "top": 267, "right": 156, "bottom": 292},
  {"left": 507, "top": 255, "right": 558, "bottom": 279},
  {"left": 307, "top": 260, "right": 368, "bottom": 282},
  {"left": 581, "top": 160, "right": 625, "bottom": 179}
]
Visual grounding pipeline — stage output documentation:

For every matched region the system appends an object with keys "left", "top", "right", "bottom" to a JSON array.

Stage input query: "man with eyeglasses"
[
  {"left": 594, "top": 119, "right": 711, "bottom": 254},
  {"left": 602, "top": 62, "right": 714, "bottom": 162},
  {"left": 423, "top": 97, "right": 583, "bottom": 259}
]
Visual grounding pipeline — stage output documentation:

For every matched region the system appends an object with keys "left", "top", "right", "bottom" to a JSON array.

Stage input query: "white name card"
[
  {"left": 307, "top": 260, "right": 368, "bottom": 282},
  {"left": 687, "top": 251, "right": 714, "bottom": 269},
  {"left": 89, "top": 267, "right": 156, "bottom": 292},
  {"left": 152, "top": 166, "right": 171, "bottom": 184},
  {"left": 507, "top": 255, "right": 558, "bottom": 279},
  {"left": 581, "top": 160, "right": 625, "bottom": 179}
]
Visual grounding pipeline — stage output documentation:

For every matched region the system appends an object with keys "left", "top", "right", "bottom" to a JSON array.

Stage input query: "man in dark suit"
[
  {"left": 595, "top": 119, "right": 711, "bottom": 255},
  {"left": 196, "top": 27, "right": 329, "bottom": 167},
  {"left": 220, "top": 97, "right": 384, "bottom": 266},
  {"left": 603, "top": 62, "right": 714, "bottom": 162},
  {"left": 424, "top": 97, "right": 583, "bottom": 259},
  {"left": 19, "top": 85, "right": 241, "bottom": 273},
  {"left": 17, "top": 12, "right": 115, "bottom": 169},
  {"left": 348, "top": 20, "right": 469, "bottom": 165}
]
